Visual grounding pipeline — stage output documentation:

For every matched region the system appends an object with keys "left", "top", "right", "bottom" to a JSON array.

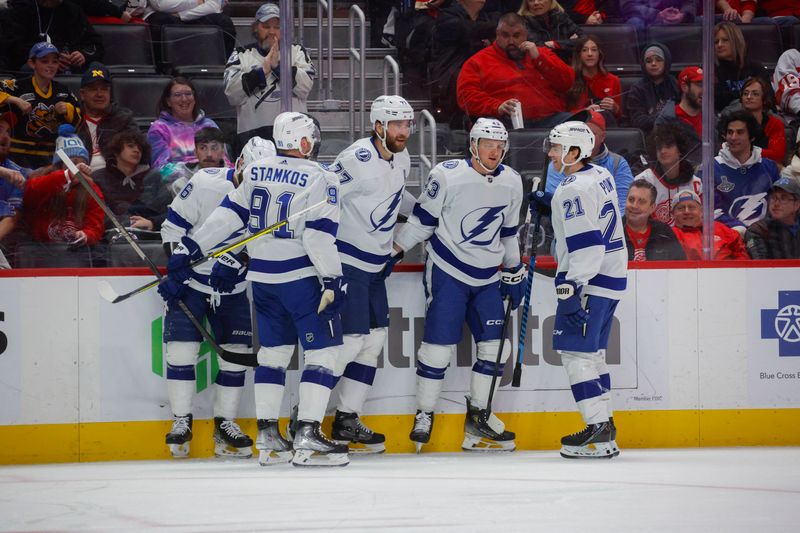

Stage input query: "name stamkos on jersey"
[{"left": 249, "top": 165, "right": 309, "bottom": 186}]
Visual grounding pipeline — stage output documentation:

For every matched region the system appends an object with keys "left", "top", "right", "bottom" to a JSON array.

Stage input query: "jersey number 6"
[{"left": 248, "top": 188, "right": 295, "bottom": 238}]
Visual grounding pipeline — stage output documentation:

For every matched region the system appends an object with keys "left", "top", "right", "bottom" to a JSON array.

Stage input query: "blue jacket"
[{"left": 0, "top": 158, "right": 28, "bottom": 218}]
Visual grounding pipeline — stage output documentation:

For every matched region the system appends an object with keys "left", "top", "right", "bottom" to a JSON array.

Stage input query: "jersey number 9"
[{"left": 248, "top": 188, "right": 295, "bottom": 238}]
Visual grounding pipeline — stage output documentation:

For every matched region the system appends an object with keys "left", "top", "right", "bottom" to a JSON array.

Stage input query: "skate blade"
[
  {"left": 347, "top": 442, "right": 385, "bottom": 455},
  {"left": 258, "top": 450, "right": 293, "bottom": 466},
  {"left": 214, "top": 442, "right": 253, "bottom": 459},
  {"left": 461, "top": 434, "right": 516, "bottom": 452},
  {"left": 291, "top": 449, "right": 349, "bottom": 467},
  {"left": 168, "top": 443, "right": 190, "bottom": 458},
  {"left": 560, "top": 442, "right": 617, "bottom": 459},
  {"left": 414, "top": 442, "right": 424, "bottom": 454}
]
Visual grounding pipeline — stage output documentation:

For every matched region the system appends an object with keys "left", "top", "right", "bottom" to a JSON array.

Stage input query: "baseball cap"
[
  {"left": 255, "top": 3, "right": 280, "bottom": 22},
  {"left": 679, "top": 66, "right": 703, "bottom": 86},
  {"left": 81, "top": 62, "right": 112, "bottom": 87},
  {"left": 587, "top": 110, "right": 606, "bottom": 131},
  {"left": 29, "top": 41, "right": 59, "bottom": 59},
  {"left": 671, "top": 190, "right": 702, "bottom": 210},
  {"left": 770, "top": 177, "right": 800, "bottom": 199}
]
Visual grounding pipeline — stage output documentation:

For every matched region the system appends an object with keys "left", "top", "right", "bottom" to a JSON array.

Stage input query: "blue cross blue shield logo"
[{"left": 760, "top": 291, "right": 800, "bottom": 357}]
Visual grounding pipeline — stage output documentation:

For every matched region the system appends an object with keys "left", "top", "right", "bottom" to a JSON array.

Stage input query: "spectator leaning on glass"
[
  {"left": 626, "top": 42, "right": 680, "bottom": 135},
  {"left": 736, "top": 76, "right": 786, "bottom": 165},
  {"left": 518, "top": 0, "right": 583, "bottom": 64},
  {"left": 224, "top": 3, "right": 315, "bottom": 154},
  {"left": 671, "top": 190, "right": 750, "bottom": 260},
  {"left": 744, "top": 177, "right": 800, "bottom": 259},
  {"left": 565, "top": 35, "right": 621, "bottom": 125},
  {"left": 622, "top": 179, "right": 686, "bottom": 261}
]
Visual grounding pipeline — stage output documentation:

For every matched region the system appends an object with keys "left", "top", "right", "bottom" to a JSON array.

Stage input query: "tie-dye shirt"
[{"left": 146, "top": 110, "right": 220, "bottom": 171}]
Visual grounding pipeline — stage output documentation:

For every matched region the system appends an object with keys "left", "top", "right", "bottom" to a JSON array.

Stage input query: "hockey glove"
[
  {"left": 555, "top": 281, "right": 589, "bottom": 328},
  {"left": 528, "top": 190, "right": 553, "bottom": 218},
  {"left": 157, "top": 276, "right": 187, "bottom": 308},
  {"left": 500, "top": 263, "right": 526, "bottom": 310},
  {"left": 210, "top": 252, "right": 248, "bottom": 294},
  {"left": 379, "top": 249, "right": 404, "bottom": 280},
  {"left": 317, "top": 277, "right": 345, "bottom": 320},
  {"left": 166, "top": 235, "right": 204, "bottom": 284}
]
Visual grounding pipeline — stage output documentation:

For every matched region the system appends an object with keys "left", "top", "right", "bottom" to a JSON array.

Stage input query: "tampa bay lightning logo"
[
  {"left": 442, "top": 160, "right": 459, "bottom": 169},
  {"left": 369, "top": 188, "right": 403, "bottom": 233},
  {"left": 731, "top": 193, "right": 767, "bottom": 226},
  {"left": 460, "top": 206, "right": 505, "bottom": 245},
  {"left": 355, "top": 148, "right": 371, "bottom": 162}
]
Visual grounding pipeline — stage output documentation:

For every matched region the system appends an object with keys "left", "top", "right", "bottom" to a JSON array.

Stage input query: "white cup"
[{"left": 511, "top": 101, "right": 524, "bottom": 130}]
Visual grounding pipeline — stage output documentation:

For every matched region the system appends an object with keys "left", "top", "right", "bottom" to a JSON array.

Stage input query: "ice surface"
[{"left": 1, "top": 448, "right": 798, "bottom": 532}]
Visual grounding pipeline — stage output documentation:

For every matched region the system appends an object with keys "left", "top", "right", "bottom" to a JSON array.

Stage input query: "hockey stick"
[
  {"left": 57, "top": 150, "right": 258, "bottom": 368},
  {"left": 485, "top": 297, "right": 514, "bottom": 417},
  {"left": 97, "top": 195, "right": 328, "bottom": 304},
  {"left": 512, "top": 176, "right": 543, "bottom": 387}
]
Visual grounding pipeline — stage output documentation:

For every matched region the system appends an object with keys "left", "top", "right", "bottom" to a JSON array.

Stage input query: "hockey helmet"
[
  {"left": 370, "top": 95, "right": 415, "bottom": 130},
  {"left": 545, "top": 121, "right": 594, "bottom": 166},
  {"left": 236, "top": 136, "right": 276, "bottom": 172},
  {"left": 273, "top": 112, "right": 320, "bottom": 157},
  {"left": 469, "top": 117, "right": 508, "bottom": 173}
]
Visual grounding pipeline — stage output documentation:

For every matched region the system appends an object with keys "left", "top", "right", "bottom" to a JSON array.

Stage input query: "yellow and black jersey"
[{"left": 0, "top": 77, "right": 81, "bottom": 167}]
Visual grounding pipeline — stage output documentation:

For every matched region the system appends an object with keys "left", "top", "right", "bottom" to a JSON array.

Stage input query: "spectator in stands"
[
  {"left": 92, "top": 129, "right": 169, "bottom": 233},
  {"left": 745, "top": 177, "right": 800, "bottom": 259},
  {"left": 781, "top": 131, "right": 800, "bottom": 182},
  {"left": 559, "top": 0, "right": 608, "bottom": 24},
  {"left": 619, "top": 0, "right": 696, "bottom": 36},
  {"left": 737, "top": 76, "right": 786, "bottom": 165},
  {"left": 655, "top": 66, "right": 703, "bottom": 166},
  {"left": 0, "top": 112, "right": 28, "bottom": 268},
  {"left": 545, "top": 110, "right": 633, "bottom": 213},
  {"left": 165, "top": 126, "right": 229, "bottom": 197},
  {"left": 457, "top": 12, "right": 574, "bottom": 129},
  {"left": 22, "top": 124, "right": 105, "bottom": 246},
  {"left": 76, "top": 63, "right": 135, "bottom": 172},
  {"left": 623, "top": 179, "right": 686, "bottom": 261},
  {"left": 672, "top": 190, "right": 750, "bottom": 260},
  {"left": 224, "top": 3, "right": 315, "bottom": 154},
  {"left": 714, "top": 21, "right": 767, "bottom": 113},
  {"left": 129, "top": 0, "right": 235, "bottom": 56},
  {"left": 395, "top": 0, "right": 448, "bottom": 100},
  {"left": 635, "top": 121, "right": 702, "bottom": 225},
  {"left": 430, "top": 0, "right": 499, "bottom": 127},
  {"left": 713, "top": 110, "right": 780, "bottom": 235},
  {"left": 773, "top": 49, "right": 800, "bottom": 117},
  {"left": 72, "top": 0, "right": 134, "bottom": 24},
  {"left": 518, "top": 0, "right": 583, "bottom": 64},
  {"left": 0, "top": 42, "right": 82, "bottom": 169},
  {"left": 4, "top": 0, "right": 103, "bottom": 72},
  {"left": 626, "top": 42, "right": 680, "bottom": 135},
  {"left": 714, "top": 1, "right": 756, "bottom": 22},
  {"left": 147, "top": 77, "right": 221, "bottom": 182},
  {"left": 565, "top": 35, "right": 621, "bottom": 124},
  {"left": 757, "top": 1, "right": 800, "bottom": 24}
]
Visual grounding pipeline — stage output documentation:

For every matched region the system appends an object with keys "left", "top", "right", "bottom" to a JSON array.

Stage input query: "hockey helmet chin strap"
[{"left": 471, "top": 139, "right": 505, "bottom": 175}]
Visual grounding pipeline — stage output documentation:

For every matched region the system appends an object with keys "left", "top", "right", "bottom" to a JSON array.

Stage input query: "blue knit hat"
[{"left": 53, "top": 124, "right": 89, "bottom": 164}]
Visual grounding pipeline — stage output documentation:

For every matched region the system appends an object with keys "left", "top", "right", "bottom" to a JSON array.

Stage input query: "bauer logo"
[
  {"left": 150, "top": 316, "right": 219, "bottom": 392},
  {"left": 760, "top": 291, "right": 800, "bottom": 357}
]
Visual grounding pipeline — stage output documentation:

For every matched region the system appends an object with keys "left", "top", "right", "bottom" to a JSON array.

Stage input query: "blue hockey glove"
[
  {"left": 555, "top": 281, "right": 589, "bottom": 328},
  {"left": 500, "top": 263, "right": 526, "bottom": 310},
  {"left": 210, "top": 252, "right": 247, "bottom": 294},
  {"left": 528, "top": 190, "right": 553, "bottom": 218},
  {"left": 379, "top": 249, "right": 404, "bottom": 280},
  {"left": 317, "top": 277, "right": 345, "bottom": 320},
  {"left": 157, "top": 276, "right": 187, "bottom": 308},
  {"left": 166, "top": 235, "right": 203, "bottom": 284}
]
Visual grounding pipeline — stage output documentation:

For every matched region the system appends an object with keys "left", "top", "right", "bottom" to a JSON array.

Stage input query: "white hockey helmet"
[
  {"left": 273, "top": 111, "right": 320, "bottom": 157},
  {"left": 545, "top": 121, "right": 594, "bottom": 166},
  {"left": 236, "top": 136, "right": 276, "bottom": 171},
  {"left": 469, "top": 117, "right": 508, "bottom": 173},
  {"left": 370, "top": 95, "right": 415, "bottom": 129}
]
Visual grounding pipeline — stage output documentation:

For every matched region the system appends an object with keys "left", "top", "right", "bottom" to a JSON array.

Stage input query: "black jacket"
[
  {"left": 522, "top": 9, "right": 583, "bottom": 64},
  {"left": 744, "top": 216, "right": 800, "bottom": 259},
  {"left": 715, "top": 57, "right": 767, "bottom": 113},
  {"left": 624, "top": 218, "right": 687, "bottom": 261},
  {"left": 626, "top": 42, "right": 680, "bottom": 133}
]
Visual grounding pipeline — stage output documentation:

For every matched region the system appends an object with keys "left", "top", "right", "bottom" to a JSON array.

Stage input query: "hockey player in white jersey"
[
  {"left": 530, "top": 121, "right": 628, "bottom": 459},
  {"left": 156, "top": 137, "right": 275, "bottom": 458},
  {"left": 393, "top": 118, "right": 526, "bottom": 453},
  {"left": 163, "top": 112, "right": 348, "bottom": 467},
  {"left": 323, "top": 95, "right": 414, "bottom": 454}
]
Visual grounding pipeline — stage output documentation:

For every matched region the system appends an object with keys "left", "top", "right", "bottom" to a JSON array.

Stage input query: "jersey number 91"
[{"left": 248, "top": 188, "right": 295, "bottom": 238}]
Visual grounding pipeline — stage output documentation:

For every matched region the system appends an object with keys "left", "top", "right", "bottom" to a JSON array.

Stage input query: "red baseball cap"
[
  {"left": 679, "top": 66, "right": 704, "bottom": 86},
  {"left": 587, "top": 110, "right": 606, "bottom": 131}
]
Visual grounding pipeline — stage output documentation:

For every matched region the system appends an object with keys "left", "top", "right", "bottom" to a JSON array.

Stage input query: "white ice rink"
[{"left": 1, "top": 448, "right": 798, "bottom": 532}]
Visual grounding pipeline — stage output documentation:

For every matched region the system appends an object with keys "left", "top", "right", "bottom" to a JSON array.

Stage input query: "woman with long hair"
[
  {"left": 518, "top": 0, "right": 583, "bottom": 63},
  {"left": 714, "top": 21, "right": 767, "bottom": 113},
  {"left": 738, "top": 76, "right": 786, "bottom": 165},
  {"left": 565, "top": 35, "right": 621, "bottom": 124}
]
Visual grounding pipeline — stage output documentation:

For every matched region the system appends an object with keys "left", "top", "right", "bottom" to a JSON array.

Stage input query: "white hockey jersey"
[
  {"left": 394, "top": 159, "right": 523, "bottom": 286},
  {"left": 634, "top": 168, "right": 703, "bottom": 226},
  {"left": 190, "top": 155, "right": 342, "bottom": 284},
  {"left": 551, "top": 163, "right": 628, "bottom": 300},
  {"left": 332, "top": 137, "right": 411, "bottom": 273},
  {"left": 161, "top": 167, "right": 247, "bottom": 295}
]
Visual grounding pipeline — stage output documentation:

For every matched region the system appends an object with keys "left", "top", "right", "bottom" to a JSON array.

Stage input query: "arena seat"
[
  {"left": 507, "top": 129, "right": 550, "bottom": 180},
  {"left": 604, "top": 127, "right": 647, "bottom": 158},
  {"left": 161, "top": 25, "right": 227, "bottom": 76},
  {"left": 191, "top": 76, "right": 236, "bottom": 121},
  {"left": 738, "top": 24, "right": 784, "bottom": 70},
  {"left": 579, "top": 24, "right": 640, "bottom": 74},
  {"left": 647, "top": 25, "right": 701, "bottom": 72},
  {"left": 112, "top": 75, "right": 172, "bottom": 123},
  {"left": 94, "top": 24, "right": 157, "bottom": 74},
  {"left": 55, "top": 75, "right": 81, "bottom": 97},
  {"left": 618, "top": 75, "right": 642, "bottom": 125}
]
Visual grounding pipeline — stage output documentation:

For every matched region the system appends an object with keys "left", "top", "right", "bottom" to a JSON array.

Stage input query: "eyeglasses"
[
  {"left": 769, "top": 194, "right": 799, "bottom": 204},
  {"left": 170, "top": 91, "right": 194, "bottom": 99}
]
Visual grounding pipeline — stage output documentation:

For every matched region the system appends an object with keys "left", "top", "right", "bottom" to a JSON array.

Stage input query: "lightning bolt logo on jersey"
[
  {"left": 460, "top": 206, "right": 505, "bottom": 245},
  {"left": 731, "top": 193, "right": 768, "bottom": 227},
  {"left": 712, "top": 152, "right": 780, "bottom": 229},
  {"left": 369, "top": 188, "right": 404, "bottom": 233}
]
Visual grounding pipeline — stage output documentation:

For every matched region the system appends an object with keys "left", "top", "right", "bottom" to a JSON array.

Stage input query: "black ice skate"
[
  {"left": 332, "top": 410, "right": 386, "bottom": 454},
  {"left": 292, "top": 420, "right": 349, "bottom": 467},
  {"left": 560, "top": 421, "right": 618, "bottom": 459},
  {"left": 213, "top": 417, "right": 253, "bottom": 458},
  {"left": 256, "top": 419, "right": 293, "bottom": 465},
  {"left": 165, "top": 414, "right": 193, "bottom": 458},
  {"left": 409, "top": 410, "right": 434, "bottom": 454},
  {"left": 462, "top": 396, "right": 516, "bottom": 452},
  {"left": 286, "top": 404, "right": 299, "bottom": 442}
]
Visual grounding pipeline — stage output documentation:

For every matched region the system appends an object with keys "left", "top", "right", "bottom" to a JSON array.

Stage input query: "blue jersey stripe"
[
  {"left": 589, "top": 273, "right": 627, "bottom": 291},
  {"left": 306, "top": 217, "right": 339, "bottom": 237},
  {"left": 430, "top": 235, "right": 498, "bottom": 280},
  {"left": 166, "top": 208, "right": 193, "bottom": 232},
  {"left": 336, "top": 240, "right": 390, "bottom": 265},
  {"left": 565, "top": 230, "right": 603, "bottom": 253},
  {"left": 301, "top": 367, "right": 337, "bottom": 389},
  {"left": 571, "top": 379, "right": 604, "bottom": 403},
  {"left": 472, "top": 359, "right": 505, "bottom": 377},
  {"left": 250, "top": 255, "right": 313, "bottom": 274},
  {"left": 413, "top": 203, "right": 438, "bottom": 227},
  {"left": 499, "top": 226, "right": 518, "bottom": 238},
  {"left": 166, "top": 363, "right": 195, "bottom": 381},
  {"left": 342, "top": 361, "right": 377, "bottom": 385},
  {"left": 416, "top": 360, "right": 447, "bottom": 380},
  {"left": 254, "top": 366, "right": 286, "bottom": 385},
  {"left": 215, "top": 369, "right": 246, "bottom": 387},
  {"left": 220, "top": 196, "right": 249, "bottom": 224}
]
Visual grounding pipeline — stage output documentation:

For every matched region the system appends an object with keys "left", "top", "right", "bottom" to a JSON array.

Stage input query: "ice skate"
[
  {"left": 165, "top": 414, "right": 193, "bottom": 458},
  {"left": 409, "top": 410, "right": 434, "bottom": 453},
  {"left": 608, "top": 416, "right": 620, "bottom": 457},
  {"left": 461, "top": 396, "right": 516, "bottom": 452},
  {"left": 213, "top": 417, "right": 253, "bottom": 458},
  {"left": 292, "top": 420, "right": 349, "bottom": 467},
  {"left": 286, "top": 404, "right": 299, "bottom": 442},
  {"left": 332, "top": 410, "right": 385, "bottom": 454},
  {"left": 256, "top": 419, "right": 293, "bottom": 465},
  {"left": 560, "top": 421, "right": 618, "bottom": 459}
]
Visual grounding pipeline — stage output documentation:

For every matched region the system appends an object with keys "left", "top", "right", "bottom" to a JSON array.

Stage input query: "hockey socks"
[{"left": 254, "top": 366, "right": 286, "bottom": 420}]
